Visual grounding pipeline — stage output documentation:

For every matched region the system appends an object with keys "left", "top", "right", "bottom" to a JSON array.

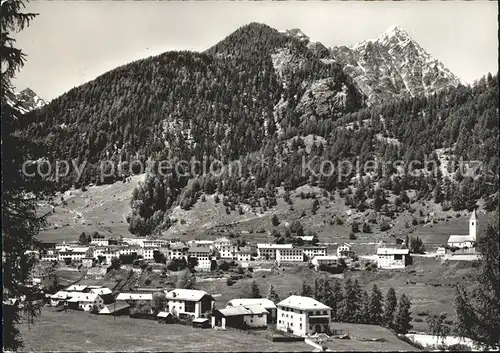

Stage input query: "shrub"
[
  {"left": 349, "top": 232, "right": 357, "bottom": 240},
  {"left": 379, "top": 222, "right": 390, "bottom": 231},
  {"left": 144, "top": 279, "right": 151, "bottom": 285},
  {"left": 226, "top": 278, "right": 235, "bottom": 286}
]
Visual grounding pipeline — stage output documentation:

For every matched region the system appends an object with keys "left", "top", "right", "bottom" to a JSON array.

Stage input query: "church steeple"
[{"left": 469, "top": 209, "right": 478, "bottom": 241}]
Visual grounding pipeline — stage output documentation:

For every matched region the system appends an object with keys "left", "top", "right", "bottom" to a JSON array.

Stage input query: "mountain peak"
[
  {"left": 384, "top": 24, "right": 406, "bottom": 35},
  {"left": 14, "top": 87, "right": 46, "bottom": 113},
  {"left": 331, "top": 25, "right": 462, "bottom": 105},
  {"left": 279, "top": 28, "right": 310, "bottom": 42},
  {"left": 377, "top": 24, "right": 413, "bottom": 44}
]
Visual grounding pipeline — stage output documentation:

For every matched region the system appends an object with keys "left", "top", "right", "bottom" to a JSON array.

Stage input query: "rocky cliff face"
[{"left": 330, "top": 25, "right": 463, "bottom": 105}]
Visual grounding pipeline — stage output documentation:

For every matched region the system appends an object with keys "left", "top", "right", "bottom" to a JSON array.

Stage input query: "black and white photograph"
[{"left": 2, "top": 0, "right": 499, "bottom": 351}]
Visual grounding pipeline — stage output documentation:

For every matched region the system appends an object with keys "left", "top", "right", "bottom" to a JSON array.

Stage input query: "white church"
[{"left": 447, "top": 210, "right": 478, "bottom": 249}]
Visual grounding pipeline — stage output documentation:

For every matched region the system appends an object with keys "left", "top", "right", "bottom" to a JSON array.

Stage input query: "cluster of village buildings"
[
  {"left": 22, "top": 211, "right": 480, "bottom": 341},
  {"left": 47, "top": 283, "right": 341, "bottom": 337},
  {"left": 36, "top": 232, "right": 417, "bottom": 271}
]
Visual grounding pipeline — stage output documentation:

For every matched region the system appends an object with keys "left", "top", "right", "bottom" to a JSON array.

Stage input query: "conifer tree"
[
  {"left": 267, "top": 284, "right": 280, "bottom": 303},
  {"left": 2, "top": 2, "right": 52, "bottom": 350},
  {"left": 330, "top": 280, "right": 342, "bottom": 322},
  {"left": 368, "top": 284, "right": 384, "bottom": 325},
  {"left": 359, "top": 290, "right": 370, "bottom": 324},
  {"left": 394, "top": 293, "right": 413, "bottom": 334},
  {"left": 300, "top": 281, "right": 313, "bottom": 297},
  {"left": 383, "top": 287, "right": 398, "bottom": 329},
  {"left": 340, "top": 278, "right": 362, "bottom": 323},
  {"left": 454, "top": 214, "right": 499, "bottom": 348},
  {"left": 250, "top": 280, "right": 262, "bottom": 298},
  {"left": 352, "top": 279, "right": 364, "bottom": 323}
]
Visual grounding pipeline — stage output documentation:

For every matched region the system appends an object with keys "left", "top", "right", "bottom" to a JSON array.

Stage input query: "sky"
[{"left": 12, "top": 1, "right": 498, "bottom": 101}]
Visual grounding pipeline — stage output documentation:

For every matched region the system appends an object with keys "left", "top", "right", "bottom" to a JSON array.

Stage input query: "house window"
[
  {"left": 394, "top": 254, "right": 403, "bottom": 260},
  {"left": 300, "top": 324, "right": 302, "bottom": 329}
]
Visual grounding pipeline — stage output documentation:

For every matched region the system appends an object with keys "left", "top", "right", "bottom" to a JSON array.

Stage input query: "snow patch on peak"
[{"left": 280, "top": 28, "right": 310, "bottom": 42}]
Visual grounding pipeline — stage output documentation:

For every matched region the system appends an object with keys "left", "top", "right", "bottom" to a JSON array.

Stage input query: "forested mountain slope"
[
  {"left": 19, "top": 23, "right": 498, "bottom": 237},
  {"left": 22, "top": 23, "right": 363, "bottom": 189}
]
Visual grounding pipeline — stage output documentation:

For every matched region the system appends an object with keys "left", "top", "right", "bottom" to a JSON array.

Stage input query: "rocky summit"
[{"left": 330, "top": 25, "right": 463, "bottom": 105}]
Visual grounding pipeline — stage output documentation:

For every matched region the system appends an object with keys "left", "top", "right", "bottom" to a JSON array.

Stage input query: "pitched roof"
[
  {"left": 448, "top": 235, "right": 474, "bottom": 243},
  {"left": 99, "top": 302, "right": 130, "bottom": 314},
  {"left": 215, "top": 237, "right": 231, "bottom": 243},
  {"left": 116, "top": 293, "right": 153, "bottom": 301},
  {"left": 312, "top": 255, "right": 339, "bottom": 262},
  {"left": 226, "top": 298, "right": 276, "bottom": 309},
  {"left": 299, "top": 236, "right": 314, "bottom": 241},
  {"left": 165, "top": 289, "right": 211, "bottom": 301},
  {"left": 65, "top": 285, "right": 88, "bottom": 292},
  {"left": 470, "top": 209, "right": 478, "bottom": 221},
  {"left": 170, "top": 243, "right": 188, "bottom": 250},
  {"left": 193, "top": 318, "right": 209, "bottom": 323},
  {"left": 377, "top": 248, "right": 410, "bottom": 255},
  {"left": 277, "top": 295, "right": 331, "bottom": 311},
  {"left": 338, "top": 243, "right": 352, "bottom": 248},
  {"left": 217, "top": 304, "right": 269, "bottom": 317},
  {"left": 157, "top": 311, "right": 173, "bottom": 318},
  {"left": 188, "top": 246, "right": 211, "bottom": 253},
  {"left": 67, "top": 293, "right": 100, "bottom": 302},
  {"left": 90, "top": 287, "right": 112, "bottom": 295},
  {"left": 51, "top": 291, "right": 72, "bottom": 299}
]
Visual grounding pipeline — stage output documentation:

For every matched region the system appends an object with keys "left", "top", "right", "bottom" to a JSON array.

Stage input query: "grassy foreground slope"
[{"left": 20, "top": 308, "right": 417, "bottom": 352}]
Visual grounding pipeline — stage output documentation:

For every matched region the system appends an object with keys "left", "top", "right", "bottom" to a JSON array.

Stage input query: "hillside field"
[{"left": 20, "top": 308, "right": 417, "bottom": 352}]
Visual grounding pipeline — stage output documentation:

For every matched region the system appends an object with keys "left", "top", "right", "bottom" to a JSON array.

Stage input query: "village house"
[
  {"left": 169, "top": 243, "right": 189, "bottom": 260},
  {"left": 276, "top": 295, "right": 332, "bottom": 336},
  {"left": 188, "top": 246, "right": 212, "bottom": 272},
  {"left": 214, "top": 237, "right": 237, "bottom": 259},
  {"left": 336, "top": 243, "right": 354, "bottom": 257},
  {"left": 257, "top": 243, "right": 293, "bottom": 260},
  {"left": 188, "top": 240, "right": 215, "bottom": 249},
  {"left": 116, "top": 292, "right": 153, "bottom": 305},
  {"left": 212, "top": 304, "right": 269, "bottom": 329},
  {"left": 93, "top": 246, "right": 120, "bottom": 265},
  {"left": 437, "top": 247, "right": 447, "bottom": 257},
  {"left": 143, "top": 239, "right": 170, "bottom": 248},
  {"left": 298, "top": 235, "right": 315, "bottom": 244},
  {"left": 142, "top": 246, "right": 158, "bottom": 261},
  {"left": 226, "top": 298, "right": 277, "bottom": 323},
  {"left": 67, "top": 292, "right": 104, "bottom": 312},
  {"left": 40, "top": 249, "right": 58, "bottom": 262},
  {"left": 301, "top": 246, "right": 327, "bottom": 260},
  {"left": 50, "top": 291, "right": 72, "bottom": 307},
  {"left": 447, "top": 210, "right": 478, "bottom": 249},
  {"left": 165, "top": 289, "right": 215, "bottom": 319},
  {"left": 157, "top": 311, "right": 175, "bottom": 324},
  {"left": 118, "top": 245, "right": 142, "bottom": 257},
  {"left": 91, "top": 238, "right": 109, "bottom": 246},
  {"left": 82, "top": 257, "right": 94, "bottom": 268},
  {"left": 276, "top": 247, "right": 304, "bottom": 262},
  {"left": 236, "top": 247, "right": 252, "bottom": 262},
  {"left": 377, "top": 248, "right": 410, "bottom": 269},
  {"left": 311, "top": 255, "right": 339, "bottom": 270},
  {"left": 90, "top": 287, "right": 113, "bottom": 304},
  {"left": 36, "top": 273, "right": 58, "bottom": 290},
  {"left": 58, "top": 246, "right": 94, "bottom": 262}
]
